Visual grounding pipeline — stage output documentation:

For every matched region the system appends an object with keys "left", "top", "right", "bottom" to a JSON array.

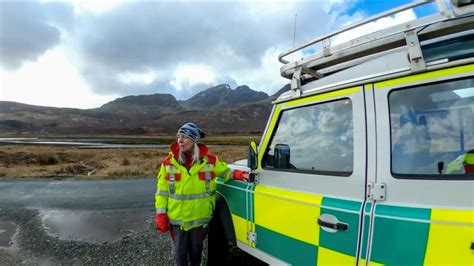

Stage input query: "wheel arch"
[{"left": 214, "top": 192, "right": 237, "bottom": 245}]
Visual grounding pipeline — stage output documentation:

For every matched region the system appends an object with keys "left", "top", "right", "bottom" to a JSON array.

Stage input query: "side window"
[
  {"left": 389, "top": 78, "right": 474, "bottom": 179},
  {"left": 264, "top": 99, "right": 353, "bottom": 176}
]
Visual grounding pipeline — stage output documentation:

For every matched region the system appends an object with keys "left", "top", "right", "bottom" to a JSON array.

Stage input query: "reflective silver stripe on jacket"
[
  {"left": 157, "top": 190, "right": 214, "bottom": 200},
  {"left": 168, "top": 217, "right": 212, "bottom": 227},
  {"left": 156, "top": 191, "right": 169, "bottom": 197},
  {"left": 165, "top": 165, "right": 179, "bottom": 173},
  {"left": 156, "top": 208, "right": 167, "bottom": 214},
  {"left": 205, "top": 172, "right": 212, "bottom": 193},
  {"left": 201, "top": 164, "right": 214, "bottom": 171},
  {"left": 171, "top": 192, "right": 215, "bottom": 200},
  {"left": 169, "top": 173, "right": 175, "bottom": 194}
]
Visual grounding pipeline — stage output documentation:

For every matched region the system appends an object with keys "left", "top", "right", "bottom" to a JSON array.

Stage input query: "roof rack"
[{"left": 279, "top": 0, "right": 474, "bottom": 98}]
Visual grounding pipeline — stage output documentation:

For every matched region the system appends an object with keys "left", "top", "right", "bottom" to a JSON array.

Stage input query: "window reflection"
[
  {"left": 390, "top": 78, "right": 474, "bottom": 178},
  {"left": 265, "top": 99, "right": 353, "bottom": 176}
]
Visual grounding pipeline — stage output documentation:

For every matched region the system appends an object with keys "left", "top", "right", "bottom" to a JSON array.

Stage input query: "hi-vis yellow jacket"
[{"left": 155, "top": 142, "right": 233, "bottom": 231}]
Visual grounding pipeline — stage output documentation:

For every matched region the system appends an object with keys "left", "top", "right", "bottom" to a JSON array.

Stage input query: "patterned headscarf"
[{"left": 176, "top": 122, "right": 205, "bottom": 143}]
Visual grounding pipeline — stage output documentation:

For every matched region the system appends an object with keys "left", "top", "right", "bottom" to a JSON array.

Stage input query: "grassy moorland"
[{"left": 0, "top": 135, "right": 257, "bottom": 179}]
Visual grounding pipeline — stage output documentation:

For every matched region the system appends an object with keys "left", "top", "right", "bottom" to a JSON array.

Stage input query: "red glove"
[
  {"left": 233, "top": 170, "right": 249, "bottom": 181},
  {"left": 155, "top": 213, "right": 169, "bottom": 233}
]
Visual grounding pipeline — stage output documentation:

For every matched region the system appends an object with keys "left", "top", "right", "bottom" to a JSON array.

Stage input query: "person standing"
[{"left": 154, "top": 122, "right": 248, "bottom": 266}]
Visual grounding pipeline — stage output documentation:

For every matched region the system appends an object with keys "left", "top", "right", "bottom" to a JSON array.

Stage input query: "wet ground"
[
  {"left": 40, "top": 209, "right": 150, "bottom": 244},
  {"left": 0, "top": 221, "right": 17, "bottom": 249},
  {"left": 0, "top": 208, "right": 266, "bottom": 265},
  {"left": 0, "top": 208, "right": 175, "bottom": 265},
  {"left": 0, "top": 178, "right": 266, "bottom": 265}
]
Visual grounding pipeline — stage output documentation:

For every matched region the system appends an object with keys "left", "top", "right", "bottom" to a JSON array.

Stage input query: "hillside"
[
  {"left": 0, "top": 84, "right": 289, "bottom": 135},
  {"left": 182, "top": 84, "right": 268, "bottom": 109}
]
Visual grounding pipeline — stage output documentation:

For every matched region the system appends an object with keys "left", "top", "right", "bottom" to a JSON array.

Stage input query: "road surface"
[{"left": 0, "top": 178, "right": 265, "bottom": 265}]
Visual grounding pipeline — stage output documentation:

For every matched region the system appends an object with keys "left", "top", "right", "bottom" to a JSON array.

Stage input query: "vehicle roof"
[{"left": 276, "top": 1, "right": 474, "bottom": 103}]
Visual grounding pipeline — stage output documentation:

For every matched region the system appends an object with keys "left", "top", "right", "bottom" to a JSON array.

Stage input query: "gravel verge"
[{"left": 0, "top": 208, "right": 266, "bottom": 265}]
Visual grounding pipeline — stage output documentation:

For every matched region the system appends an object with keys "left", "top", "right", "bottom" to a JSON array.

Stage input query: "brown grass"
[{"left": 0, "top": 144, "right": 247, "bottom": 179}]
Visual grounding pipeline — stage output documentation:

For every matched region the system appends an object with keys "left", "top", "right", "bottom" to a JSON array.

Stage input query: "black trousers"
[{"left": 170, "top": 225, "right": 208, "bottom": 266}]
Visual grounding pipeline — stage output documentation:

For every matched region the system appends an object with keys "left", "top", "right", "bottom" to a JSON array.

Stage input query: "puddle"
[
  {"left": 0, "top": 221, "right": 19, "bottom": 249},
  {"left": 40, "top": 210, "right": 150, "bottom": 244}
]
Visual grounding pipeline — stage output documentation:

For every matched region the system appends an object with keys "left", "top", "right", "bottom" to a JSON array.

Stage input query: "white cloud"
[
  {"left": 332, "top": 9, "right": 417, "bottom": 45},
  {"left": 0, "top": 47, "right": 118, "bottom": 109},
  {"left": 1, "top": 1, "right": 367, "bottom": 108},
  {"left": 170, "top": 64, "right": 217, "bottom": 93},
  {"left": 118, "top": 70, "right": 159, "bottom": 86},
  {"left": 69, "top": 0, "right": 121, "bottom": 14}
]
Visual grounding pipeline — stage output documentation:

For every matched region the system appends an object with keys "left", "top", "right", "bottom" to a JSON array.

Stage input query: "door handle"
[{"left": 318, "top": 218, "right": 348, "bottom": 231}]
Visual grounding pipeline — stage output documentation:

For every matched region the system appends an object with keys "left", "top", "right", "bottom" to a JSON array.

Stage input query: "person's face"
[{"left": 177, "top": 134, "right": 194, "bottom": 153}]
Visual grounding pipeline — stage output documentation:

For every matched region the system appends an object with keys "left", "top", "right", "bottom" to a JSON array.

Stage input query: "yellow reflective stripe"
[
  {"left": 231, "top": 214, "right": 250, "bottom": 244},
  {"left": 254, "top": 185, "right": 323, "bottom": 246},
  {"left": 317, "top": 247, "right": 357, "bottom": 265},
  {"left": 255, "top": 185, "right": 323, "bottom": 206},
  {"left": 425, "top": 209, "right": 474, "bottom": 265},
  {"left": 430, "top": 208, "right": 474, "bottom": 224},
  {"left": 375, "top": 64, "right": 474, "bottom": 89},
  {"left": 284, "top": 87, "right": 359, "bottom": 107},
  {"left": 257, "top": 104, "right": 282, "bottom": 168}
]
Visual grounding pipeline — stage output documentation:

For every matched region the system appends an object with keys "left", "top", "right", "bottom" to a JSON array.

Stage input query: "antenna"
[{"left": 292, "top": 13, "right": 297, "bottom": 61}]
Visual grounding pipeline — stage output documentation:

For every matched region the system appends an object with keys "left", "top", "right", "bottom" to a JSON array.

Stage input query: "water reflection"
[
  {"left": 40, "top": 210, "right": 150, "bottom": 244},
  {"left": 0, "top": 221, "right": 18, "bottom": 249}
]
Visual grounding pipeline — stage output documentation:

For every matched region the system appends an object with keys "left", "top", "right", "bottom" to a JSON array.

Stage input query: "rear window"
[{"left": 389, "top": 78, "right": 474, "bottom": 180}]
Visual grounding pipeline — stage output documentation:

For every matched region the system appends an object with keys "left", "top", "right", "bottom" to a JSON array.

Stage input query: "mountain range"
[{"left": 0, "top": 84, "right": 290, "bottom": 135}]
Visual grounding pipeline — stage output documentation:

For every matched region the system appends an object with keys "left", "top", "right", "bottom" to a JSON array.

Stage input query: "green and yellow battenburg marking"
[
  {"left": 369, "top": 205, "right": 474, "bottom": 266},
  {"left": 220, "top": 181, "right": 474, "bottom": 266},
  {"left": 220, "top": 181, "right": 364, "bottom": 265},
  {"left": 217, "top": 179, "right": 256, "bottom": 246}
]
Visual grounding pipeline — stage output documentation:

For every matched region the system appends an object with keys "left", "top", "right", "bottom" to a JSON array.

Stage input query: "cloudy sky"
[{"left": 0, "top": 0, "right": 436, "bottom": 109}]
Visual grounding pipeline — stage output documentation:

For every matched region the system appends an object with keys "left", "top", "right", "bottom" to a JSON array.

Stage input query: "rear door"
[
  {"left": 252, "top": 86, "right": 368, "bottom": 265},
  {"left": 366, "top": 64, "right": 474, "bottom": 265}
]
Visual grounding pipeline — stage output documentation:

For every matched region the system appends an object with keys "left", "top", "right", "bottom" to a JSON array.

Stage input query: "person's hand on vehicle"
[{"left": 233, "top": 170, "right": 249, "bottom": 182}]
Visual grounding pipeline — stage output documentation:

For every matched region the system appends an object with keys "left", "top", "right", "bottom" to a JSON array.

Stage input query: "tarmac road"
[
  {"left": 0, "top": 178, "right": 156, "bottom": 210},
  {"left": 0, "top": 178, "right": 266, "bottom": 265}
]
